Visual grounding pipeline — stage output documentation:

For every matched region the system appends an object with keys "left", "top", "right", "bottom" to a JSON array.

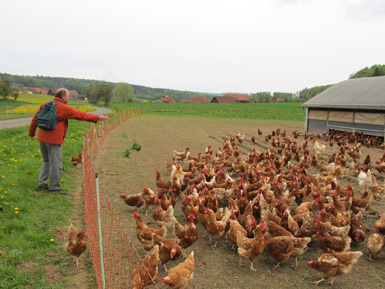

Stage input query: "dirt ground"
[{"left": 92, "top": 114, "right": 385, "bottom": 289}]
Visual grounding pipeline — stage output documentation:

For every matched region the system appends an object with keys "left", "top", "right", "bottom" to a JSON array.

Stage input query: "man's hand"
[{"left": 99, "top": 115, "right": 109, "bottom": 122}]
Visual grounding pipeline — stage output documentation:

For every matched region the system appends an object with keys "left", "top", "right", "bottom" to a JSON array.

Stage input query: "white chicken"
[
  {"left": 170, "top": 163, "right": 186, "bottom": 183},
  {"left": 358, "top": 169, "right": 372, "bottom": 189},
  {"left": 313, "top": 138, "right": 326, "bottom": 155}
]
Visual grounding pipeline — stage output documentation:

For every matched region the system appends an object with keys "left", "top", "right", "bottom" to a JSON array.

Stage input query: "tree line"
[{"left": 1, "top": 64, "right": 384, "bottom": 103}]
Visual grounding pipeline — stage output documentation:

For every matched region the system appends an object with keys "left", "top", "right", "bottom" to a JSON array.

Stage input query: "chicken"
[
  {"left": 291, "top": 237, "right": 311, "bottom": 269},
  {"left": 314, "top": 220, "right": 351, "bottom": 253},
  {"left": 134, "top": 212, "right": 167, "bottom": 250},
  {"left": 173, "top": 147, "right": 190, "bottom": 161},
  {"left": 65, "top": 224, "right": 87, "bottom": 267},
  {"left": 313, "top": 138, "right": 326, "bottom": 155},
  {"left": 205, "top": 207, "right": 231, "bottom": 248},
  {"left": 120, "top": 193, "right": 144, "bottom": 209},
  {"left": 132, "top": 245, "right": 159, "bottom": 289},
  {"left": 366, "top": 233, "right": 385, "bottom": 261},
  {"left": 375, "top": 212, "right": 385, "bottom": 235},
  {"left": 282, "top": 209, "right": 299, "bottom": 235},
  {"left": 349, "top": 211, "right": 366, "bottom": 243},
  {"left": 375, "top": 160, "right": 385, "bottom": 173},
  {"left": 170, "top": 164, "right": 186, "bottom": 185},
  {"left": 264, "top": 235, "right": 294, "bottom": 269},
  {"left": 152, "top": 233, "right": 182, "bottom": 271},
  {"left": 351, "top": 188, "right": 372, "bottom": 213},
  {"left": 152, "top": 198, "right": 174, "bottom": 228},
  {"left": 141, "top": 186, "right": 157, "bottom": 216},
  {"left": 358, "top": 169, "right": 372, "bottom": 189},
  {"left": 173, "top": 215, "right": 199, "bottom": 256},
  {"left": 264, "top": 218, "right": 293, "bottom": 238},
  {"left": 236, "top": 223, "right": 265, "bottom": 272},
  {"left": 227, "top": 211, "right": 247, "bottom": 248},
  {"left": 70, "top": 152, "right": 82, "bottom": 167},
  {"left": 323, "top": 222, "right": 350, "bottom": 238},
  {"left": 162, "top": 251, "right": 194, "bottom": 289},
  {"left": 156, "top": 169, "right": 172, "bottom": 191},
  {"left": 306, "top": 251, "right": 363, "bottom": 286}
]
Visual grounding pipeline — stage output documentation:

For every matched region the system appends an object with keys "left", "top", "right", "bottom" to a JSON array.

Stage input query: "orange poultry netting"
[{"left": 83, "top": 107, "right": 159, "bottom": 288}]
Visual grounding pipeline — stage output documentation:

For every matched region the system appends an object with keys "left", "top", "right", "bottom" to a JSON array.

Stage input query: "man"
[{"left": 29, "top": 88, "right": 109, "bottom": 195}]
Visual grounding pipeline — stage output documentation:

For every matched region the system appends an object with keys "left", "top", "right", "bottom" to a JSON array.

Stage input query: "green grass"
[
  {"left": 110, "top": 102, "right": 305, "bottom": 121},
  {"left": 0, "top": 121, "right": 92, "bottom": 288}
]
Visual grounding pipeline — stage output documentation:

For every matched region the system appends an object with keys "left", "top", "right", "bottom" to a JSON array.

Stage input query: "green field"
[{"left": 111, "top": 102, "right": 305, "bottom": 121}]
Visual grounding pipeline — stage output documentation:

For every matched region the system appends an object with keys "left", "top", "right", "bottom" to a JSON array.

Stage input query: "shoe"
[
  {"left": 37, "top": 184, "right": 49, "bottom": 190},
  {"left": 48, "top": 189, "right": 68, "bottom": 195}
]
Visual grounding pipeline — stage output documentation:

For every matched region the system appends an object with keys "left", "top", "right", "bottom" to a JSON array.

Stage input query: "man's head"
[{"left": 55, "top": 88, "right": 70, "bottom": 103}]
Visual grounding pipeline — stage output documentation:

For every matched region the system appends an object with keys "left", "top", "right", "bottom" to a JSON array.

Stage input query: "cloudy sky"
[{"left": 1, "top": 0, "right": 384, "bottom": 94}]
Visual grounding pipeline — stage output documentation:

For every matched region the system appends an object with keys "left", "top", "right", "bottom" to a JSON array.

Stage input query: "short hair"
[{"left": 55, "top": 88, "right": 69, "bottom": 99}]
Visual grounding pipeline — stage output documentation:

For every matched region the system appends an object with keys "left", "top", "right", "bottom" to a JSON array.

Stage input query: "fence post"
[{"left": 95, "top": 173, "right": 106, "bottom": 289}]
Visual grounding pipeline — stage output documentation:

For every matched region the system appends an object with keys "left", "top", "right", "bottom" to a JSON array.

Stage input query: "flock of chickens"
[{"left": 119, "top": 128, "right": 385, "bottom": 288}]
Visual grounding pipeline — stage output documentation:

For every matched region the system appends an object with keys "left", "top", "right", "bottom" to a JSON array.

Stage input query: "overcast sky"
[{"left": 1, "top": 0, "right": 384, "bottom": 94}]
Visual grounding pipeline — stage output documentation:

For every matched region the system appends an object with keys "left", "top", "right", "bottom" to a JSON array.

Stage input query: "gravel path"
[{"left": 0, "top": 106, "right": 111, "bottom": 130}]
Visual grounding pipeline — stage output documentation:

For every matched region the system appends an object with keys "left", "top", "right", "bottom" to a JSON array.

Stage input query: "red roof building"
[
  {"left": 210, "top": 96, "right": 237, "bottom": 103},
  {"left": 160, "top": 95, "right": 176, "bottom": 103},
  {"left": 223, "top": 93, "right": 250, "bottom": 103},
  {"left": 29, "top": 87, "right": 42, "bottom": 93},
  {"left": 191, "top": 96, "right": 210, "bottom": 103},
  {"left": 47, "top": 89, "right": 58, "bottom": 96}
]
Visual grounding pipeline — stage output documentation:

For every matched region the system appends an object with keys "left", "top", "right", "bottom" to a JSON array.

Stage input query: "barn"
[{"left": 302, "top": 76, "right": 385, "bottom": 137}]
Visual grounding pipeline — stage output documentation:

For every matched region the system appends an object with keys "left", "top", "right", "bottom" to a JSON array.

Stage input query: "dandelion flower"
[
  {"left": 50, "top": 239, "right": 55, "bottom": 242},
  {"left": 15, "top": 211, "right": 19, "bottom": 214},
  {"left": 15, "top": 208, "right": 18, "bottom": 210}
]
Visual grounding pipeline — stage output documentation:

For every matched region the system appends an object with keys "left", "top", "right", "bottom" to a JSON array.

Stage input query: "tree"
[
  {"left": 373, "top": 66, "right": 381, "bottom": 77},
  {"left": 0, "top": 80, "right": 13, "bottom": 99},
  {"left": 86, "top": 82, "right": 113, "bottom": 106},
  {"left": 114, "top": 82, "right": 134, "bottom": 103}
]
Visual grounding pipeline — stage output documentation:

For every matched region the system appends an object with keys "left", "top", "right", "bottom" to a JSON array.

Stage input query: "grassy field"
[
  {"left": 0, "top": 93, "right": 94, "bottom": 120},
  {"left": 0, "top": 121, "right": 92, "bottom": 288},
  {"left": 111, "top": 102, "right": 305, "bottom": 121}
]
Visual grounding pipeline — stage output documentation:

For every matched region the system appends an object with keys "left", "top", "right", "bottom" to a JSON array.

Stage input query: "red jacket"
[{"left": 29, "top": 97, "right": 100, "bottom": 145}]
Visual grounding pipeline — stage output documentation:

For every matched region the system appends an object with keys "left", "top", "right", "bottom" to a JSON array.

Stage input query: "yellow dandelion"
[
  {"left": 1, "top": 176, "right": 5, "bottom": 179},
  {"left": 15, "top": 208, "right": 18, "bottom": 210},
  {"left": 50, "top": 239, "right": 55, "bottom": 242},
  {"left": 15, "top": 211, "right": 19, "bottom": 214}
]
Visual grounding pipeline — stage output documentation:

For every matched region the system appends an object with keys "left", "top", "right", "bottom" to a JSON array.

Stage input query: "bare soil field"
[{"left": 93, "top": 114, "right": 385, "bottom": 289}]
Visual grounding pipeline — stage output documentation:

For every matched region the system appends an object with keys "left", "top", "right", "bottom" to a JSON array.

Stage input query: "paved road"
[{"left": 0, "top": 106, "right": 111, "bottom": 130}]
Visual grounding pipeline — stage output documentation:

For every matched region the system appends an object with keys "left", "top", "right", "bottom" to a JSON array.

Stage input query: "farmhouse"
[
  {"left": 302, "top": 76, "right": 385, "bottom": 137},
  {"left": 47, "top": 89, "right": 58, "bottom": 96},
  {"left": 223, "top": 93, "right": 251, "bottom": 103},
  {"left": 29, "top": 87, "right": 42, "bottom": 94},
  {"left": 191, "top": 96, "right": 210, "bottom": 103},
  {"left": 210, "top": 96, "right": 236, "bottom": 103},
  {"left": 159, "top": 95, "right": 176, "bottom": 103}
]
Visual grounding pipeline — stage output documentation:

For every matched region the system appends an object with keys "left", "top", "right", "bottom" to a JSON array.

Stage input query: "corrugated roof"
[{"left": 302, "top": 76, "right": 385, "bottom": 110}]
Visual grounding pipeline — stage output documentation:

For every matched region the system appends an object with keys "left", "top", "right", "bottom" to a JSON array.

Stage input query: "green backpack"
[{"left": 36, "top": 100, "right": 62, "bottom": 130}]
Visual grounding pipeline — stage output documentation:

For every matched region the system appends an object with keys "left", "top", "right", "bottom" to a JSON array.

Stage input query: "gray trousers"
[{"left": 38, "top": 141, "right": 63, "bottom": 191}]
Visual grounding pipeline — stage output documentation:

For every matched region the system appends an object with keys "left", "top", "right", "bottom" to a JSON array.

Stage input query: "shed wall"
[{"left": 306, "top": 108, "right": 385, "bottom": 137}]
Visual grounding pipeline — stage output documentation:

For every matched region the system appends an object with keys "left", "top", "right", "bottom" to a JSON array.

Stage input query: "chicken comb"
[{"left": 133, "top": 211, "right": 139, "bottom": 218}]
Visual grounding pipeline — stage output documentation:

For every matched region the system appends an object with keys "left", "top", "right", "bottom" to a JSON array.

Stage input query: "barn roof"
[
  {"left": 302, "top": 76, "right": 385, "bottom": 111},
  {"left": 223, "top": 93, "right": 250, "bottom": 102}
]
